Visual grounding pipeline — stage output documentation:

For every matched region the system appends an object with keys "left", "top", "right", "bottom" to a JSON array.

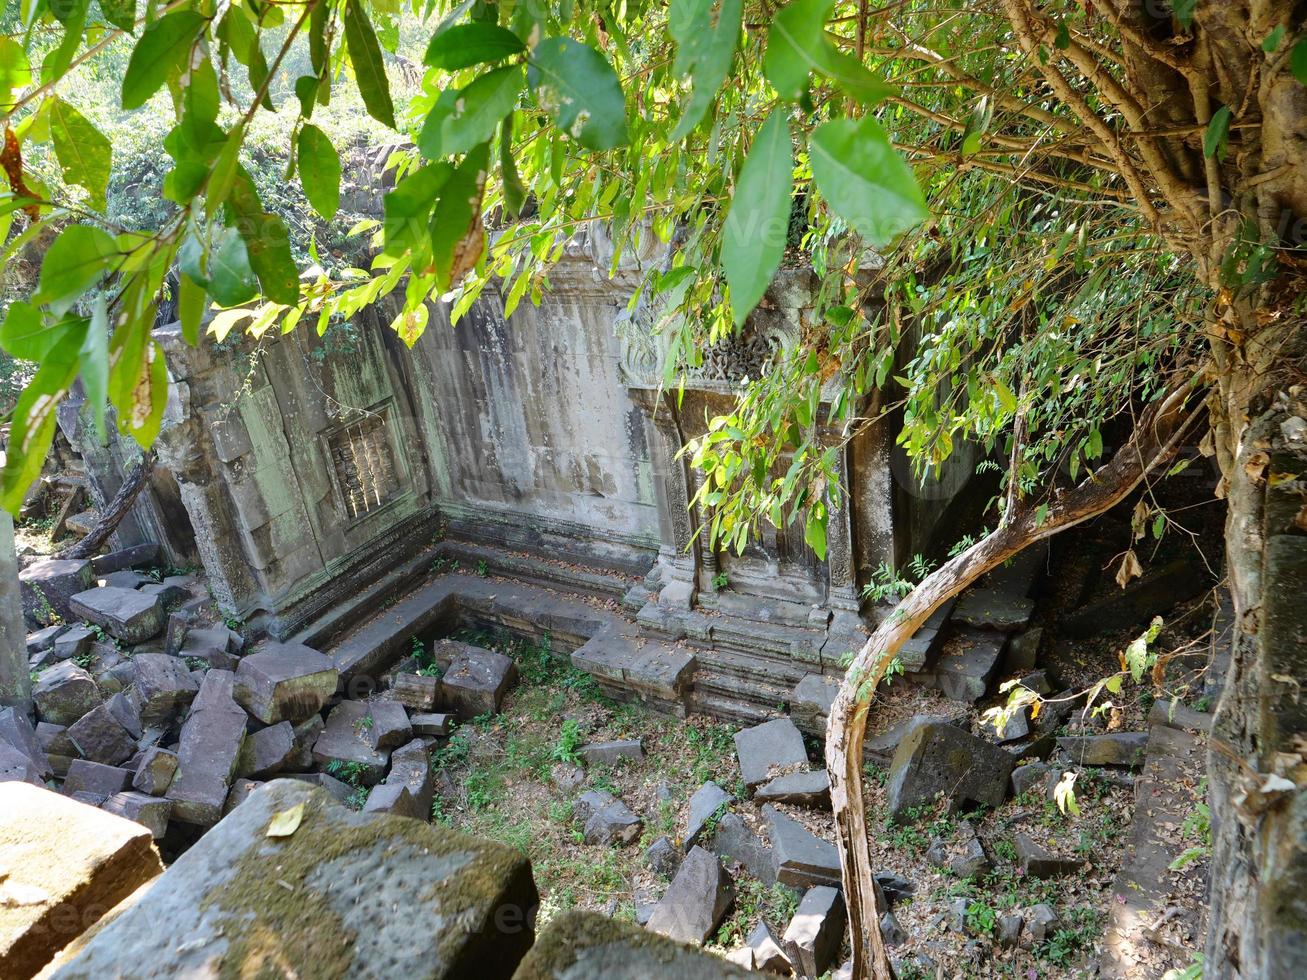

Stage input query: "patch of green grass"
[
  {"left": 1038, "top": 905, "right": 1103, "bottom": 967},
  {"left": 711, "top": 879, "right": 800, "bottom": 948},
  {"left": 550, "top": 718, "right": 584, "bottom": 766}
]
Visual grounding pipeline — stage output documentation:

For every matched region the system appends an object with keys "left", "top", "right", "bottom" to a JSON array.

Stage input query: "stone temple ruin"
[
  {"left": 60, "top": 229, "right": 983, "bottom": 724},
  {"left": 0, "top": 204, "right": 1236, "bottom": 975}
]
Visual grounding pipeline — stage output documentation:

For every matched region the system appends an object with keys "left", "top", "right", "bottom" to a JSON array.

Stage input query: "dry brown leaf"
[
  {"left": 1116, "top": 549, "right": 1143, "bottom": 588},
  {"left": 1245, "top": 451, "right": 1270, "bottom": 482}
]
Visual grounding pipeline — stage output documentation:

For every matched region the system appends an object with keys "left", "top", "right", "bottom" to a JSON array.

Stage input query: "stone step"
[
  {"left": 63, "top": 509, "right": 99, "bottom": 538},
  {"left": 686, "top": 690, "right": 779, "bottom": 727},
  {"left": 1100, "top": 723, "right": 1208, "bottom": 978},
  {"left": 436, "top": 541, "right": 636, "bottom": 602}
]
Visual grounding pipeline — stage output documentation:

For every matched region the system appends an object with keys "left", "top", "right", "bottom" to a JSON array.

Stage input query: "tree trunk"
[
  {"left": 827, "top": 387, "right": 1201, "bottom": 979},
  {"left": 55, "top": 452, "right": 155, "bottom": 561}
]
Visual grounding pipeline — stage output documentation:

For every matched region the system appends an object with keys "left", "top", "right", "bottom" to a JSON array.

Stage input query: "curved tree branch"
[{"left": 826, "top": 383, "right": 1204, "bottom": 980}]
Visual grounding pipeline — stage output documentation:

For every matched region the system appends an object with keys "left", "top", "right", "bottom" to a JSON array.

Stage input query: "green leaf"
[
  {"left": 81, "top": 295, "right": 109, "bottom": 441},
  {"left": 528, "top": 38, "right": 627, "bottom": 151},
  {"left": 1204, "top": 105, "right": 1231, "bottom": 159},
  {"left": 0, "top": 38, "right": 32, "bottom": 114},
  {"left": 804, "top": 508, "right": 827, "bottom": 560},
  {"left": 297, "top": 124, "right": 341, "bottom": 221},
  {"left": 1173, "top": 0, "right": 1197, "bottom": 29},
  {"left": 500, "top": 114, "right": 526, "bottom": 217},
  {"left": 764, "top": 0, "right": 889, "bottom": 105},
  {"left": 177, "top": 270, "right": 205, "bottom": 346},
  {"left": 343, "top": 0, "right": 396, "bottom": 128},
  {"left": 809, "top": 116, "right": 928, "bottom": 247},
  {"left": 1262, "top": 25, "right": 1285, "bottom": 53},
  {"left": 439, "top": 65, "right": 523, "bottom": 157},
  {"left": 721, "top": 110, "right": 792, "bottom": 327},
  {"left": 417, "top": 88, "right": 460, "bottom": 159},
  {"left": 424, "top": 22, "right": 525, "bottom": 70},
  {"left": 34, "top": 225, "right": 118, "bottom": 315},
  {"left": 99, "top": 0, "right": 137, "bottom": 32},
  {"left": 228, "top": 169, "right": 299, "bottom": 305},
  {"left": 1, "top": 347, "right": 80, "bottom": 513},
  {"left": 764, "top": 0, "right": 828, "bottom": 101},
  {"left": 49, "top": 96, "right": 112, "bottom": 211},
  {"left": 0, "top": 302, "right": 86, "bottom": 361},
  {"left": 430, "top": 142, "right": 489, "bottom": 288},
  {"left": 207, "top": 226, "right": 259, "bottom": 307},
  {"left": 121, "top": 11, "right": 205, "bottom": 110},
  {"left": 295, "top": 75, "right": 320, "bottom": 118},
  {"left": 668, "top": 0, "right": 742, "bottom": 139},
  {"left": 384, "top": 162, "right": 452, "bottom": 257},
  {"left": 1292, "top": 40, "right": 1307, "bottom": 86}
]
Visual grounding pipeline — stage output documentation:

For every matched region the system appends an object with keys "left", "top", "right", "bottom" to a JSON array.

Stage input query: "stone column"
[
  {"left": 0, "top": 510, "right": 31, "bottom": 714},
  {"left": 819, "top": 425, "right": 861, "bottom": 614},
  {"left": 632, "top": 389, "right": 698, "bottom": 609}
]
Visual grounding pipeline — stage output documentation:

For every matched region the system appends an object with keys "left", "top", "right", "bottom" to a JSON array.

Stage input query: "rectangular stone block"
[
  {"left": 48, "top": 780, "right": 539, "bottom": 979},
  {"left": 0, "top": 782, "right": 162, "bottom": 980},
  {"left": 166, "top": 670, "right": 247, "bottom": 826}
]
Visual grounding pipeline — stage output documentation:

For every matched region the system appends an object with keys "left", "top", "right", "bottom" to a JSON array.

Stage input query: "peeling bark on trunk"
[{"left": 827, "top": 389, "right": 1202, "bottom": 979}]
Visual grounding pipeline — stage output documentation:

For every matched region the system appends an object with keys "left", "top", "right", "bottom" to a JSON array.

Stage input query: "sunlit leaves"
[
  {"left": 764, "top": 0, "right": 891, "bottom": 105},
  {"left": 668, "top": 0, "right": 742, "bottom": 139},
  {"left": 424, "top": 22, "right": 524, "bottom": 70},
  {"left": 49, "top": 97, "right": 111, "bottom": 211},
  {"left": 437, "top": 65, "right": 523, "bottom": 157},
  {"left": 809, "top": 117, "right": 928, "bottom": 247},
  {"left": 431, "top": 142, "right": 490, "bottom": 289},
  {"left": 297, "top": 124, "right": 341, "bottom": 221},
  {"left": 34, "top": 225, "right": 117, "bottom": 315},
  {"left": 528, "top": 38, "right": 627, "bottom": 151},
  {"left": 343, "top": 0, "right": 396, "bottom": 128},
  {"left": 0, "top": 38, "right": 31, "bottom": 114},
  {"left": 121, "top": 11, "right": 204, "bottom": 110},
  {"left": 721, "top": 110, "right": 792, "bottom": 327},
  {"left": 98, "top": 0, "right": 137, "bottom": 32}
]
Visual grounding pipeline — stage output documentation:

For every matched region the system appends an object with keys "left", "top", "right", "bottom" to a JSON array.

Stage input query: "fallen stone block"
[
  {"left": 50, "top": 780, "right": 539, "bottom": 979},
  {"left": 363, "top": 782, "right": 425, "bottom": 819},
  {"left": 1056, "top": 732, "right": 1149, "bottom": 767},
  {"left": 646, "top": 836, "right": 680, "bottom": 878},
  {"left": 584, "top": 798, "right": 643, "bottom": 846},
  {"left": 103, "top": 691, "right": 142, "bottom": 740},
  {"left": 762, "top": 805, "right": 841, "bottom": 888},
  {"left": 312, "top": 701, "right": 391, "bottom": 785},
  {"left": 0, "top": 782, "right": 162, "bottom": 980},
  {"left": 100, "top": 571, "right": 150, "bottom": 590},
  {"left": 783, "top": 885, "right": 846, "bottom": 977},
  {"left": 0, "top": 707, "right": 51, "bottom": 780},
  {"left": 366, "top": 700, "right": 413, "bottom": 750},
  {"left": 708, "top": 812, "right": 777, "bottom": 886},
  {"left": 237, "top": 721, "right": 298, "bottom": 780},
  {"left": 439, "top": 646, "right": 518, "bottom": 718},
  {"left": 233, "top": 642, "right": 338, "bottom": 724},
  {"left": 886, "top": 719, "right": 1015, "bottom": 819},
  {"left": 755, "top": 769, "right": 830, "bottom": 807},
  {"left": 684, "top": 780, "right": 733, "bottom": 850},
  {"left": 90, "top": 544, "right": 160, "bottom": 575},
  {"left": 734, "top": 717, "right": 809, "bottom": 790},
  {"left": 880, "top": 909, "right": 908, "bottom": 947},
  {"left": 392, "top": 672, "right": 440, "bottom": 711},
  {"left": 132, "top": 747, "right": 178, "bottom": 796},
  {"left": 411, "top": 712, "right": 454, "bottom": 737},
  {"left": 178, "top": 626, "right": 239, "bottom": 670},
  {"left": 515, "top": 910, "right": 754, "bottom": 979},
  {"left": 932, "top": 630, "right": 1004, "bottom": 703},
  {"left": 645, "top": 845, "right": 735, "bottom": 945},
  {"left": 51, "top": 625, "right": 95, "bottom": 662},
  {"left": 167, "top": 670, "right": 247, "bottom": 826},
  {"left": 32, "top": 661, "right": 101, "bottom": 726},
  {"left": 223, "top": 778, "right": 264, "bottom": 815},
  {"left": 0, "top": 742, "right": 45, "bottom": 784},
  {"left": 63, "top": 759, "right": 132, "bottom": 798},
  {"left": 953, "top": 588, "right": 1035, "bottom": 631},
  {"left": 1015, "top": 831, "right": 1082, "bottom": 877},
  {"left": 386, "top": 739, "right": 435, "bottom": 817},
  {"left": 26, "top": 624, "right": 67, "bottom": 656},
  {"left": 577, "top": 739, "right": 644, "bottom": 766},
  {"left": 573, "top": 789, "right": 615, "bottom": 824},
  {"left": 1147, "top": 699, "right": 1213, "bottom": 733},
  {"left": 68, "top": 587, "right": 164, "bottom": 645},
  {"left": 791, "top": 673, "right": 840, "bottom": 735},
  {"left": 19, "top": 558, "right": 93, "bottom": 625},
  {"left": 747, "top": 919, "right": 792, "bottom": 974},
  {"left": 925, "top": 821, "right": 991, "bottom": 879},
  {"left": 101, "top": 791, "right": 172, "bottom": 839},
  {"left": 1027, "top": 903, "right": 1060, "bottom": 943},
  {"left": 66, "top": 703, "right": 135, "bottom": 766}
]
